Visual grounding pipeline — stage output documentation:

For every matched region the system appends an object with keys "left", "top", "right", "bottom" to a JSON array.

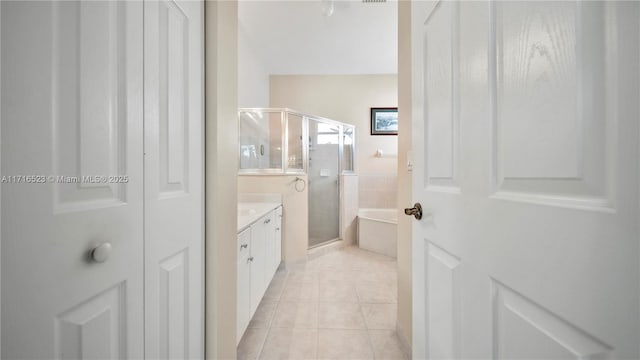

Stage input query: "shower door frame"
[
  {"left": 237, "top": 108, "right": 356, "bottom": 247},
  {"left": 306, "top": 116, "right": 345, "bottom": 248}
]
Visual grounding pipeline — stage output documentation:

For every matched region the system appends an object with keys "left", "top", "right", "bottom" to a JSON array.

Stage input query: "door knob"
[
  {"left": 404, "top": 203, "right": 423, "bottom": 220},
  {"left": 90, "top": 242, "right": 112, "bottom": 263}
]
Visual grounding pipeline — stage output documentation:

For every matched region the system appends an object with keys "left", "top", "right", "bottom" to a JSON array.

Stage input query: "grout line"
[
  {"left": 255, "top": 324, "right": 271, "bottom": 360},
  {"left": 355, "top": 268, "right": 378, "bottom": 360},
  {"left": 315, "top": 300, "right": 321, "bottom": 360},
  {"left": 255, "top": 269, "right": 289, "bottom": 359},
  {"left": 247, "top": 247, "right": 399, "bottom": 359}
]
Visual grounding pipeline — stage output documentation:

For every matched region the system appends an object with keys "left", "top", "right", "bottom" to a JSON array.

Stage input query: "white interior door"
[
  {"left": 411, "top": 1, "right": 639, "bottom": 358},
  {"left": 143, "top": 0, "right": 204, "bottom": 358},
  {"left": 1, "top": 1, "right": 144, "bottom": 358}
]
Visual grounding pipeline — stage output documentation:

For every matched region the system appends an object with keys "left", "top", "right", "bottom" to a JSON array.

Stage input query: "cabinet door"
[
  {"left": 237, "top": 229, "right": 251, "bottom": 344},
  {"left": 249, "top": 218, "right": 267, "bottom": 316},
  {"left": 274, "top": 207, "right": 283, "bottom": 270},
  {"left": 263, "top": 212, "right": 277, "bottom": 279}
]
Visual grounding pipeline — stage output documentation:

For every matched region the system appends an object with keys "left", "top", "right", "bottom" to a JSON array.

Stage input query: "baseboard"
[
  {"left": 307, "top": 239, "right": 346, "bottom": 261},
  {"left": 396, "top": 323, "right": 412, "bottom": 358},
  {"left": 283, "top": 257, "right": 308, "bottom": 270}
]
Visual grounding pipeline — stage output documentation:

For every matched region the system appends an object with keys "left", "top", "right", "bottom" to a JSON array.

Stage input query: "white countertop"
[{"left": 237, "top": 202, "right": 282, "bottom": 232}]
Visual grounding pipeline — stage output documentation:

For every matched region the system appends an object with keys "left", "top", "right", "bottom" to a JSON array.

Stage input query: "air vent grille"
[{"left": 362, "top": 0, "right": 386, "bottom": 3}]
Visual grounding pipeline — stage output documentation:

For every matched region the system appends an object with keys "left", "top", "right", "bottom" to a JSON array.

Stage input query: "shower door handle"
[{"left": 404, "top": 203, "right": 423, "bottom": 220}]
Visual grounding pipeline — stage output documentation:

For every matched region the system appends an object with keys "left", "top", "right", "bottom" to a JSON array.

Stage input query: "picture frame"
[{"left": 370, "top": 107, "right": 398, "bottom": 135}]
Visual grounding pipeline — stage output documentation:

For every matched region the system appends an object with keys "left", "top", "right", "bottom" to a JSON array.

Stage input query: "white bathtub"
[{"left": 357, "top": 209, "right": 397, "bottom": 258}]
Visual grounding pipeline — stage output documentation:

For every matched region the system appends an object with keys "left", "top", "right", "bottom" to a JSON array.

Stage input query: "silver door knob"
[
  {"left": 404, "top": 203, "right": 423, "bottom": 220},
  {"left": 90, "top": 242, "right": 112, "bottom": 263}
]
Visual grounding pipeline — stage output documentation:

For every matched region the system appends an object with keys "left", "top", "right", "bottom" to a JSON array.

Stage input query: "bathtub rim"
[{"left": 357, "top": 208, "right": 398, "bottom": 225}]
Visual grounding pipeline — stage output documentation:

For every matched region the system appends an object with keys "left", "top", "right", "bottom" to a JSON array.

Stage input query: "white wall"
[
  {"left": 270, "top": 75, "right": 398, "bottom": 175},
  {"left": 238, "top": 175, "right": 309, "bottom": 265},
  {"left": 396, "top": 0, "right": 412, "bottom": 351},
  {"left": 341, "top": 174, "right": 359, "bottom": 246},
  {"left": 205, "top": 1, "right": 238, "bottom": 358},
  {"left": 238, "top": 3, "right": 269, "bottom": 108}
]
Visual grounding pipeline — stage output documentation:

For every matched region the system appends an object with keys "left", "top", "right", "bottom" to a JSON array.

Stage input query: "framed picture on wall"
[{"left": 370, "top": 107, "right": 398, "bottom": 135}]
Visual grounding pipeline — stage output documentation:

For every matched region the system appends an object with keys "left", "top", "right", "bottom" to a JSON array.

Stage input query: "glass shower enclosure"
[
  {"left": 307, "top": 119, "right": 340, "bottom": 247},
  {"left": 238, "top": 109, "right": 355, "bottom": 249}
]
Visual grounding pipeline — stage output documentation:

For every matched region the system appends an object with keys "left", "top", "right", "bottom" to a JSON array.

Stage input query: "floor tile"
[
  {"left": 348, "top": 270, "right": 381, "bottom": 283},
  {"left": 259, "top": 328, "right": 318, "bottom": 360},
  {"left": 263, "top": 278, "right": 286, "bottom": 302},
  {"left": 361, "top": 303, "right": 397, "bottom": 330},
  {"left": 239, "top": 246, "right": 401, "bottom": 359},
  {"left": 356, "top": 281, "right": 396, "bottom": 303},
  {"left": 238, "top": 327, "right": 268, "bottom": 360},
  {"left": 318, "top": 280, "right": 359, "bottom": 302},
  {"left": 281, "top": 280, "right": 319, "bottom": 302},
  {"left": 272, "top": 269, "right": 288, "bottom": 283},
  {"left": 318, "top": 302, "right": 366, "bottom": 329},
  {"left": 368, "top": 330, "right": 409, "bottom": 360},
  {"left": 271, "top": 301, "right": 318, "bottom": 329},
  {"left": 248, "top": 301, "right": 278, "bottom": 329},
  {"left": 287, "top": 269, "right": 318, "bottom": 282},
  {"left": 317, "top": 329, "right": 373, "bottom": 360},
  {"left": 317, "top": 270, "right": 352, "bottom": 282}
]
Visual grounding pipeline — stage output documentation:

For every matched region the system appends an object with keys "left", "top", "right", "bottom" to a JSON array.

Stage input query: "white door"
[
  {"left": 410, "top": 1, "right": 639, "bottom": 358},
  {"left": 143, "top": 0, "right": 204, "bottom": 358},
  {"left": 1, "top": 1, "right": 144, "bottom": 358}
]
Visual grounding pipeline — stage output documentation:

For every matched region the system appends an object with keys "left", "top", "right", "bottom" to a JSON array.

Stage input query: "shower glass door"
[{"left": 308, "top": 119, "right": 340, "bottom": 248}]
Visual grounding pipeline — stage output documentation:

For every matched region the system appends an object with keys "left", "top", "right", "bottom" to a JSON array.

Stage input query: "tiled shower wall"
[
  {"left": 358, "top": 174, "right": 398, "bottom": 209},
  {"left": 341, "top": 174, "right": 359, "bottom": 246}
]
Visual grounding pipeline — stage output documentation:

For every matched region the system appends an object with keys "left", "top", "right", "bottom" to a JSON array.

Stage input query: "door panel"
[
  {"left": 493, "top": 282, "right": 611, "bottom": 359},
  {"left": 426, "top": 242, "right": 461, "bottom": 359},
  {"left": 158, "top": 250, "right": 189, "bottom": 359},
  {"left": 1, "top": 1, "right": 144, "bottom": 358},
  {"left": 52, "top": 1, "right": 129, "bottom": 211},
  {"left": 56, "top": 283, "right": 127, "bottom": 359},
  {"left": 424, "top": 0, "right": 459, "bottom": 191},
  {"left": 493, "top": 1, "right": 612, "bottom": 208},
  {"left": 144, "top": 0, "right": 204, "bottom": 358},
  {"left": 411, "top": 1, "right": 640, "bottom": 359}
]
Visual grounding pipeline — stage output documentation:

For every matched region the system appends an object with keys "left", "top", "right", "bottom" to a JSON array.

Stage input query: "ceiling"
[{"left": 238, "top": 0, "right": 398, "bottom": 75}]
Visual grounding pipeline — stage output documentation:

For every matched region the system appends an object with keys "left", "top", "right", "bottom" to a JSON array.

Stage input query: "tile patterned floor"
[{"left": 237, "top": 246, "right": 409, "bottom": 360}]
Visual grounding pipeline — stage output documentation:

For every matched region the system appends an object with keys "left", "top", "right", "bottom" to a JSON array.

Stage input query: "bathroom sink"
[{"left": 237, "top": 201, "right": 281, "bottom": 231}]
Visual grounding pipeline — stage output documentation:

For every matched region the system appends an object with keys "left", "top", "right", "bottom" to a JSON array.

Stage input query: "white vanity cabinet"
[
  {"left": 273, "top": 207, "right": 282, "bottom": 275},
  {"left": 249, "top": 213, "right": 269, "bottom": 315},
  {"left": 237, "top": 205, "right": 283, "bottom": 343},
  {"left": 236, "top": 228, "right": 252, "bottom": 343},
  {"left": 264, "top": 212, "right": 277, "bottom": 282}
]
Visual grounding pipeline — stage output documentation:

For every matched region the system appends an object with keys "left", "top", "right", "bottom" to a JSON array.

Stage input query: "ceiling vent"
[{"left": 362, "top": 0, "right": 386, "bottom": 2}]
